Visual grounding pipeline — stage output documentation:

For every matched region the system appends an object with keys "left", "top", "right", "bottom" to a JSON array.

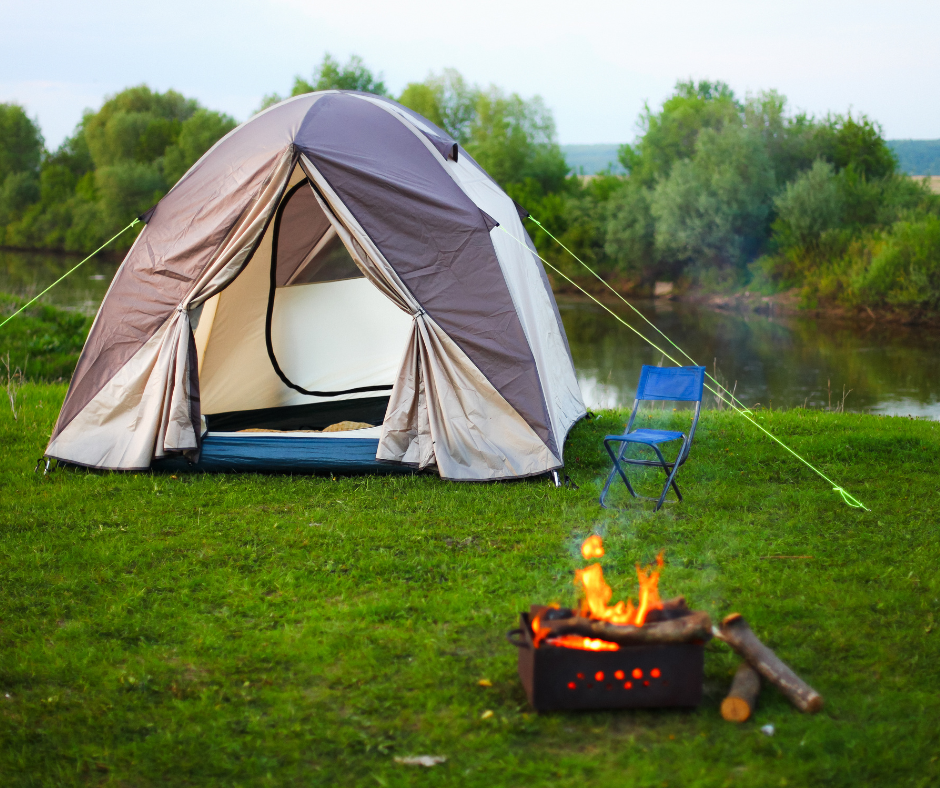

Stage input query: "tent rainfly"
[{"left": 45, "top": 91, "right": 586, "bottom": 481}]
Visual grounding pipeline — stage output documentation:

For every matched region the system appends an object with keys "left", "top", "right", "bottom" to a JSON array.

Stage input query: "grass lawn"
[{"left": 1, "top": 383, "right": 938, "bottom": 787}]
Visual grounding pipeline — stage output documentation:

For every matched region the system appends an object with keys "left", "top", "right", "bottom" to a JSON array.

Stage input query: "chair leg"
[
  {"left": 651, "top": 446, "right": 683, "bottom": 511},
  {"left": 651, "top": 446, "right": 684, "bottom": 512},
  {"left": 600, "top": 439, "right": 637, "bottom": 508}
]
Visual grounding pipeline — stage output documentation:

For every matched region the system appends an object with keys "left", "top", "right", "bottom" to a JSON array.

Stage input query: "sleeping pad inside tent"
[{"left": 45, "top": 90, "right": 586, "bottom": 480}]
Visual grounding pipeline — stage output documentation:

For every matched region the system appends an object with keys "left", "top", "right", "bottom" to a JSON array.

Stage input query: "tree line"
[{"left": 1, "top": 55, "right": 938, "bottom": 313}]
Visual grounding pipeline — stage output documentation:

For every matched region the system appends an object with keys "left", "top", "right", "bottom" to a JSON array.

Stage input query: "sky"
[{"left": 2, "top": 0, "right": 938, "bottom": 150}]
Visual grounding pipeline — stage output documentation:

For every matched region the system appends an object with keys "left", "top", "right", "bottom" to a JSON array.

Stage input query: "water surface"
[
  {"left": 0, "top": 250, "right": 119, "bottom": 315},
  {"left": 559, "top": 296, "right": 940, "bottom": 419}
]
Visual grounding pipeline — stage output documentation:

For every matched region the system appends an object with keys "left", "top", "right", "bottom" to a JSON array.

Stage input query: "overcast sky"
[{"left": 2, "top": 0, "right": 937, "bottom": 150}]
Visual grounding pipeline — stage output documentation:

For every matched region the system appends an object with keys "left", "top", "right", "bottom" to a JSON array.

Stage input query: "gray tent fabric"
[
  {"left": 295, "top": 94, "right": 555, "bottom": 456},
  {"left": 273, "top": 180, "right": 334, "bottom": 287},
  {"left": 51, "top": 94, "right": 323, "bottom": 442},
  {"left": 45, "top": 90, "right": 584, "bottom": 480}
]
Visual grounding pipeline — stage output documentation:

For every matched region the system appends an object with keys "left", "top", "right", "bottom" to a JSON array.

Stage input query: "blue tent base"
[{"left": 150, "top": 433, "right": 415, "bottom": 475}]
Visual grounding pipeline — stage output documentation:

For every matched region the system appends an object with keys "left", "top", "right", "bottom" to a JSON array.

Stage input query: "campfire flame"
[
  {"left": 575, "top": 544, "right": 663, "bottom": 626},
  {"left": 533, "top": 537, "right": 666, "bottom": 649},
  {"left": 581, "top": 535, "right": 605, "bottom": 560},
  {"left": 548, "top": 635, "right": 619, "bottom": 651}
]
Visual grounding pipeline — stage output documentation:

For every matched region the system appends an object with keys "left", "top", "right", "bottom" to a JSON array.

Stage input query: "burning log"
[
  {"left": 539, "top": 609, "right": 713, "bottom": 646},
  {"left": 720, "top": 662, "right": 761, "bottom": 722},
  {"left": 645, "top": 596, "right": 690, "bottom": 622},
  {"left": 716, "top": 613, "right": 823, "bottom": 714}
]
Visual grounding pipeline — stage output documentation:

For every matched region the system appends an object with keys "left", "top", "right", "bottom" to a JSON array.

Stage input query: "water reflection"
[
  {"left": 0, "top": 250, "right": 119, "bottom": 316},
  {"left": 2, "top": 251, "right": 938, "bottom": 419},
  {"left": 559, "top": 296, "right": 940, "bottom": 419}
]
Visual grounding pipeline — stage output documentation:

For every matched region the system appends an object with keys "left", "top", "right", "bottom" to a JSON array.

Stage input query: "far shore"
[{"left": 554, "top": 284, "right": 940, "bottom": 329}]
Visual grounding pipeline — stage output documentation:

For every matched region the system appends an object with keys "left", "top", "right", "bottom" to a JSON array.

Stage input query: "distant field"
[
  {"left": 561, "top": 144, "right": 625, "bottom": 175},
  {"left": 914, "top": 175, "right": 940, "bottom": 193},
  {"left": 563, "top": 140, "right": 940, "bottom": 176}
]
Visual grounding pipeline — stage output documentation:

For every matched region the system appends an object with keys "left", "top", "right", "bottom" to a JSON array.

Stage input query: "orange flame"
[
  {"left": 581, "top": 535, "right": 605, "bottom": 560},
  {"left": 547, "top": 635, "right": 619, "bottom": 651},
  {"left": 574, "top": 539, "right": 664, "bottom": 627},
  {"left": 531, "top": 609, "right": 552, "bottom": 648},
  {"left": 529, "top": 538, "right": 666, "bottom": 649}
]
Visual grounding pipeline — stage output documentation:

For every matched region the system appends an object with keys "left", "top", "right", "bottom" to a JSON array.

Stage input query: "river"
[{"left": 3, "top": 250, "right": 938, "bottom": 419}]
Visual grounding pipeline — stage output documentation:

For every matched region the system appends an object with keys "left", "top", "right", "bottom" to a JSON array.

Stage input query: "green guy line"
[
  {"left": 0, "top": 218, "right": 140, "bottom": 332},
  {"left": 497, "top": 224, "right": 868, "bottom": 512},
  {"left": 527, "top": 215, "right": 751, "bottom": 414}
]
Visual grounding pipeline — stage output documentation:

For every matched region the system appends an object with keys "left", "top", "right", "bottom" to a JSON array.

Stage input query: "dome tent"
[{"left": 45, "top": 91, "right": 585, "bottom": 481}]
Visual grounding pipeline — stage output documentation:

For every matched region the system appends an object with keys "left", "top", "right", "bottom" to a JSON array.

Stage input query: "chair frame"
[{"left": 599, "top": 366, "right": 704, "bottom": 512}]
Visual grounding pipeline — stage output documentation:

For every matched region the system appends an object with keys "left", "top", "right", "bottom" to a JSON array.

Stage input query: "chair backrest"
[
  {"left": 635, "top": 365, "right": 705, "bottom": 403},
  {"left": 628, "top": 366, "right": 706, "bottom": 465}
]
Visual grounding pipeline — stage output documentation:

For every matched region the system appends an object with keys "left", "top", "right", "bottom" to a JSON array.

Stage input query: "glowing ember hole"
[
  {"left": 595, "top": 671, "right": 605, "bottom": 682},
  {"left": 651, "top": 668, "right": 661, "bottom": 678},
  {"left": 632, "top": 668, "right": 643, "bottom": 679},
  {"left": 624, "top": 681, "right": 632, "bottom": 689},
  {"left": 576, "top": 673, "right": 584, "bottom": 680},
  {"left": 643, "top": 680, "right": 650, "bottom": 686},
  {"left": 614, "top": 670, "right": 625, "bottom": 680},
  {"left": 568, "top": 682, "right": 576, "bottom": 690}
]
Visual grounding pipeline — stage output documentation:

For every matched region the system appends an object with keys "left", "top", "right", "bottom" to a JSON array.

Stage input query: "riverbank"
[
  {"left": 551, "top": 277, "right": 940, "bottom": 329},
  {"left": 2, "top": 383, "right": 938, "bottom": 786},
  {"left": 687, "top": 288, "right": 940, "bottom": 328}
]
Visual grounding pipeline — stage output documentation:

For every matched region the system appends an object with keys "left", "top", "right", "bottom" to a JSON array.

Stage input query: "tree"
[
  {"left": 465, "top": 88, "right": 568, "bottom": 194},
  {"left": 258, "top": 54, "right": 388, "bottom": 114},
  {"left": 0, "top": 104, "right": 43, "bottom": 184},
  {"left": 83, "top": 86, "right": 197, "bottom": 168},
  {"left": 0, "top": 104, "right": 44, "bottom": 227},
  {"left": 651, "top": 125, "right": 776, "bottom": 274},
  {"left": 604, "top": 181, "right": 656, "bottom": 280},
  {"left": 619, "top": 80, "right": 740, "bottom": 187},
  {"left": 398, "top": 69, "right": 478, "bottom": 142},
  {"left": 163, "top": 108, "right": 237, "bottom": 186},
  {"left": 292, "top": 54, "right": 388, "bottom": 97},
  {"left": 743, "top": 91, "right": 823, "bottom": 187},
  {"left": 821, "top": 114, "right": 896, "bottom": 180},
  {"left": 2, "top": 87, "right": 234, "bottom": 252},
  {"left": 772, "top": 159, "right": 844, "bottom": 249}
]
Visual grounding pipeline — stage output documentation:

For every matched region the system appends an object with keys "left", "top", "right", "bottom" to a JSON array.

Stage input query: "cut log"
[
  {"left": 645, "top": 596, "right": 690, "bottom": 622},
  {"left": 721, "top": 662, "right": 761, "bottom": 722},
  {"left": 538, "top": 609, "right": 713, "bottom": 646},
  {"left": 716, "top": 613, "right": 823, "bottom": 714},
  {"left": 662, "top": 596, "right": 689, "bottom": 611}
]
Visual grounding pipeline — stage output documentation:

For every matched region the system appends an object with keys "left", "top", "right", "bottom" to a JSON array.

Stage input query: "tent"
[{"left": 44, "top": 91, "right": 585, "bottom": 481}]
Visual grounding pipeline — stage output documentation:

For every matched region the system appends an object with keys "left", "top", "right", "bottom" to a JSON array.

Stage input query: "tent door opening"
[{"left": 195, "top": 168, "right": 414, "bottom": 433}]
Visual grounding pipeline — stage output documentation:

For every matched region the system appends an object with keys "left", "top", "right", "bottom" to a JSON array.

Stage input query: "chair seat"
[{"left": 606, "top": 429, "right": 684, "bottom": 445}]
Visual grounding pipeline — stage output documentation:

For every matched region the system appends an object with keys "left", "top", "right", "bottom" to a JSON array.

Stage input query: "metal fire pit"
[{"left": 508, "top": 610, "right": 704, "bottom": 712}]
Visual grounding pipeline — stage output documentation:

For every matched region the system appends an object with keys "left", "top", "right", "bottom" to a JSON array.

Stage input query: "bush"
[
  {"left": 854, "top": 216, "right": 940, "bottom": 309},
  {"left": 651, "top": 125, "right": 775, "bottom": 276},
  {"left": 773, "top": 160, "right": 844, "bottom": 249}
]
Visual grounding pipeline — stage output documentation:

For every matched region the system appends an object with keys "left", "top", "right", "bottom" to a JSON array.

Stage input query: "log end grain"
[
  {"left": 804, "top": 694, "right": 824, "bottom": 713},
  {"left": 720, "top": 696, "right": 753, "bottom": 722},
  {"left": 721, "top": 662, "right": 761, "bottom": 722}
]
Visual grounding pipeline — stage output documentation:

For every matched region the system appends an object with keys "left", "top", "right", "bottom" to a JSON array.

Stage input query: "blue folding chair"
[{"left": 599, "top": 365, "right": 705, "bottom": 511}]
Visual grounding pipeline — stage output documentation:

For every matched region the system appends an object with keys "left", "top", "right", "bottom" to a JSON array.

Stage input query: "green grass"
[
  {"left": 0, "top": 296, "right": 91, "bottom": 381},
  {"left": 1, "top": 384, "right": 938, "bottom": 787}
]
